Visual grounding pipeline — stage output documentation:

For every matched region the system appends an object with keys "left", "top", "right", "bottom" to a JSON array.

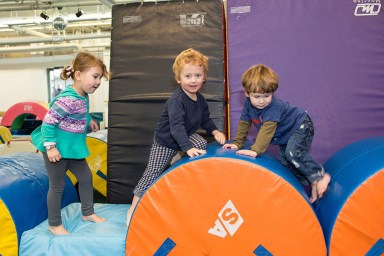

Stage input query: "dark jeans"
[{"left": 277, "top": 115, "right": 324, "bottom": 186}]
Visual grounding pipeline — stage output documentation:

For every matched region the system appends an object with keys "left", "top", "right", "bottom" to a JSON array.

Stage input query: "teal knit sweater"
[{"left": 31, "top": 86, "right": 91, "bottom": 159}]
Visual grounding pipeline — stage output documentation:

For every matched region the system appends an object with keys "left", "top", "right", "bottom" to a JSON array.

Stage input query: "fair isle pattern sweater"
[
  {"left": 45, "top": 96, "right": 88, "bottom": 133},
  {"left": 31, "top": 86, "right": 91, "bottom": 159}
]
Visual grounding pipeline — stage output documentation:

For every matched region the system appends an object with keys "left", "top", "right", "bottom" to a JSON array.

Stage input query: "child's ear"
[
  {"left": 244, "top": 90, "right": 250, "bottom": 97},
  {"left": 74, "top": 70, "right": 81, "bottom": 80}
]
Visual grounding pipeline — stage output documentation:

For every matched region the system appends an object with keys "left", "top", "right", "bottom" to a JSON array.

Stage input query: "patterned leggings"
[{"left": 133, "top": 133, "right": 207, "bottom": 197}]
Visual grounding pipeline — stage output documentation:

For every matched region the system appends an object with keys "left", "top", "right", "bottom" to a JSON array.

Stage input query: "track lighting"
[
  {"left": 75, "top": 8, "right": 84, "bottom": 18},
  {"left": 40, "top": 11, "right": 49, "bottom": 20}
]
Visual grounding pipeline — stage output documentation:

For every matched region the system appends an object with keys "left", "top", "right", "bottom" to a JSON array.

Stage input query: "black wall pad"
[{"left": 108, "top": 0, "right": 226, "bottom": 203}]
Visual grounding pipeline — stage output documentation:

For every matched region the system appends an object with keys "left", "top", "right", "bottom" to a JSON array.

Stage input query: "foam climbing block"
[
  {"left": 0, "top": 152, "right": 78, "bottom": 256},
  {"left": 126, "top": 143, "right": 326, "bottom": 255},
  {"left": 19, "top": 203, "right": 130, "bottom": 256},
  {"left": 0, "top": 126, "right": 12, "bottom": 145},
  {"left": 0, "top": 101, "right": 48, "bottom": 128},
  {"left": 315, "top": 136, "right": 384, "bottom": 256},
  {"left": 86, "top": 130, "right": 108, "bottom": 196},
  {"left": 67, "top": 130, "right": 108, "bottom": 197}
]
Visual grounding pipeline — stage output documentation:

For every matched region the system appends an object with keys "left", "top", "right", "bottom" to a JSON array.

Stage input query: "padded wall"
[
  {"left": 108, "top": 0, "right": 226, "bottom": 203},
  {"left": 227, "top": 0, "right": 384, "bottom": 163}
]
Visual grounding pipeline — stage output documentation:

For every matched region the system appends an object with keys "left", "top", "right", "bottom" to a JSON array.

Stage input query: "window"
[{"left": 47, "top": 67, "right": 73, "bottom": 102}]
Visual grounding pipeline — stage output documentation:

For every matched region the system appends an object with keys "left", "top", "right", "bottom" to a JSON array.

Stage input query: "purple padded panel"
[{"left": 227, "top": 0, "right": 384, "bottom": 163}]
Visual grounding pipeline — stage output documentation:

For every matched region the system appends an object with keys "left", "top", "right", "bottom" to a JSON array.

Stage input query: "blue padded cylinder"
[
  {"left": 0, "top": 152, "right": 78, "bottom": 255},
  {"left": 168, "top": 142, "right": 307, "bottom": 194},
  {"left": 315, "top": 136, "right": 384, "bottom": 255}
]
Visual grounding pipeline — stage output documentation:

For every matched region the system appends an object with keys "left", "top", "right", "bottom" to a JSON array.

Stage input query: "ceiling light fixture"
[
  {"left": 75, "top": 8, "right": 84, "bottom": 18},
  {"left": 40, "top": 11, "right": 49, "bottom": 20}
]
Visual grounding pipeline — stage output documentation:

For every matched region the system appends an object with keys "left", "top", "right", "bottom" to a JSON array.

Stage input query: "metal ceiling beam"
[
  {"left": 0, "top": 41, "right": 110, "bottom": 53},
  {"left": 0, "top": 54, "right": 74, "bottom": 69},
  {"left": 0, "top": 32, "right": 111, "bottom": 45},
  {"left": 0, "top": 0, "right": 120, "bottom": 60},
  {"left": 0, "top": 1, "right": 109, "bottom": 12},
  {"left": 97, "top": 0, "right": 117, "bottom": 8},
  {"left": 9, "top": 25, "right": 51, "bottom": 38},
  {"left": 0, "top": 13, "right": 111, "bottom": 27}
]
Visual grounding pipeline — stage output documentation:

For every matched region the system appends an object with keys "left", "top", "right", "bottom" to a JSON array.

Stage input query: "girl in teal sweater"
[{"left": 32, "top": 51, "right": 110, "bottom": 235}]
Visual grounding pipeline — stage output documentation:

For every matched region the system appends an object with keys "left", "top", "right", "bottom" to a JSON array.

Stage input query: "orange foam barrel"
[
  {"left": 126, "top": 143, "right": 326, "bottom": 255},
  {"left": 315, "top": 136, "right": 384, "bottom": 256}
]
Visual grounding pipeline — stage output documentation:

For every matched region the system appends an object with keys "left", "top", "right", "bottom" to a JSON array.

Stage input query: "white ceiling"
[{"left": 0, "top": 0, "right": 132, "bottom": 62}]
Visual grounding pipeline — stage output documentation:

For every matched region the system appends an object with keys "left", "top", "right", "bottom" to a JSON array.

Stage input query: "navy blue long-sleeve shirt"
[{"left": 155, "top": 87, "right": 217, "bottom": 152}]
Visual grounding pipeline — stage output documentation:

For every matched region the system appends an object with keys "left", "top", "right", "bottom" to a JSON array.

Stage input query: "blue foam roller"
[
  {"left": 0, "top": 152, "right": 78, "bottom": 255},
  {"left": 315, "top": 136, "right": 384, "bottom": 255}
]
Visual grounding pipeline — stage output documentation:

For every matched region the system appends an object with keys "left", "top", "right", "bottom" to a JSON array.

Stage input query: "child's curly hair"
[{"left": 172, "top": 48, "right": 208, "bottom": 82}]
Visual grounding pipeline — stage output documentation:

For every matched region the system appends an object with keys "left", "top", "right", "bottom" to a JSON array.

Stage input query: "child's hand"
[
  {"left": 213, "top": 131, "right": 226, "bottom": 145},
  {"left": 89, "top": 119, "right": 99, "bottom": 132},
  {"left": 236, "top": 149, "right": 257, "bottom": 158},
  {"left": 186, "top": 148, "right": 206, "bottom": 157},
  {"left": 222, "top": 143, "right": 239, "bottom": 150},
  {"left": 47, "top": 148, "right": 62, "bottom": 163}
]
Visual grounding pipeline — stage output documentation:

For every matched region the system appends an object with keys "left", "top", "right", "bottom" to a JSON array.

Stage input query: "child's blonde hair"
[
  {"left": 60, "top": 51, "right": 110, "bottom": 81},
  {"left": 172, "top": 48, "right": 208, "bottom": 82},
  {"left": 242, "top": 64, "right": 279, "bottom": 94}
]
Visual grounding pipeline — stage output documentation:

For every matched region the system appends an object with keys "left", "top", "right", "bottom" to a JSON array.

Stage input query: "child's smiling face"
[{"left": 177, "top": 63, "right": 205, "bottom": 98}]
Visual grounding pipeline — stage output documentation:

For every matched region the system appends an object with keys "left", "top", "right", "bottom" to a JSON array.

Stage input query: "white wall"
[
  {"left": 0, "top": 69, "right": 48, "bottom": 111},
  {"left": 0, "top": 51, "right": 110, "bottom": 125}
]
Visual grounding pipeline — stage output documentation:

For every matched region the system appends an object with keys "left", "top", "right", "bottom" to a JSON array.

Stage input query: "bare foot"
[
  {"left": 309, "top": 182, "right": 318, "bottom": 203},
  {"left": 316, "top": 173, "right": 331, "bottom": 199},
  {"left": 126, "top": 208, "right": 134, "bottom": 227},
  {"left": 82, "top": 214, "right": 106, "bottom": 223},
  {"left": 49, "top": 225, "right": 69, "bottom": 235}
]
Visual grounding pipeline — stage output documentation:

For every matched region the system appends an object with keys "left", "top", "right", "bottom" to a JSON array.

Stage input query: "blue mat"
[{"left": 20, "top": 203, "right": 130, "bottom": 256}]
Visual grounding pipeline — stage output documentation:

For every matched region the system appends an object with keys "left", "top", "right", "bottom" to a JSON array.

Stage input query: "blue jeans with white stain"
[{"left": 277, "top": 115, "right": 324, "bottom": 186}]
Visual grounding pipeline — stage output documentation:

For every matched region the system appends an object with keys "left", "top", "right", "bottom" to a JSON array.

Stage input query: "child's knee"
[
  {"left": 200, "top": 140, "right": 208, "bottom": 149},
  {"left": 195, "top": 139, "right": 207, "bottom": 150},
  {"left": 284, "top": 150, "right": 301, "bottom": 168},
  {"left": 76, "top": 170, "right": 92, "bottom": 183}
]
